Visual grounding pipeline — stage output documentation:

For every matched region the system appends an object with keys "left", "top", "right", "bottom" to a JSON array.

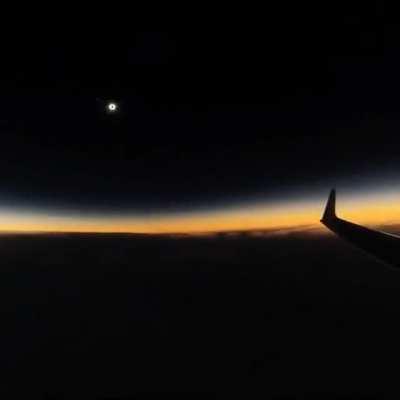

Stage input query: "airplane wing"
[{"left": 320, "top": 189, "right": 400, "bottom": 268}]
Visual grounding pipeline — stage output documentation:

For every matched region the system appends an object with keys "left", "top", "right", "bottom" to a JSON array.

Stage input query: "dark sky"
[{"left": 0, "top": 4, "right": 395, "bottom": 214}]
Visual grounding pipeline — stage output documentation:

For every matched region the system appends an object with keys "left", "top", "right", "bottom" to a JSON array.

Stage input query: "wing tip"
[{"left": 321, "top": 189, "right": 336, "bottom": 223}]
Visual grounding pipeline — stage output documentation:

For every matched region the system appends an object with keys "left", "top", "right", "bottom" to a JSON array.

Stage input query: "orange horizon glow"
[{"left": 1, "top": 190, "right": 400, "bottom": 235}]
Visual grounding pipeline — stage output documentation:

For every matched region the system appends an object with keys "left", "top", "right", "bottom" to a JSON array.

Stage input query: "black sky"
[{"left": 0, "top": 4, "right": 395, "bottom": 214}]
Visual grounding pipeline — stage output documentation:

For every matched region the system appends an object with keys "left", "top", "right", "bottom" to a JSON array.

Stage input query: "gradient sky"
[
  {"left": 0, "top": 16, "right": 397, "bottom": 234},
  {"left": 1, "top": 183, "right": 400, "bottom": 234}
]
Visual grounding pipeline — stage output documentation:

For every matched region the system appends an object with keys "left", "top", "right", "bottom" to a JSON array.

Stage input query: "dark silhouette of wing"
[{"left": 321, "top": 189, "right": 400, "bottom": 268}]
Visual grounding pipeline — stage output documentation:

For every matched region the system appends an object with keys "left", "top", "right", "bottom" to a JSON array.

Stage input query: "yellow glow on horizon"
[{"left": 0, "top": 191, "right": 400, "bottom": 234}]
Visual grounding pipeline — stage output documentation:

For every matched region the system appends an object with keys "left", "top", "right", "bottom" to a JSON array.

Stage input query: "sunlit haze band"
[{"left": 1, "top": 187, "right": 400, "bottom": 234}]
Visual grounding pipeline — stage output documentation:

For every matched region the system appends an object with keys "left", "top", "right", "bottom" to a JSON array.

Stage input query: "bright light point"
[{"left": 107, "top": 102, "right": 117, "bottom": 112}]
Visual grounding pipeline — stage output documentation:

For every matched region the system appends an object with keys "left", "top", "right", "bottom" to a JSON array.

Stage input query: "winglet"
[{"left": 321, "top": 189, "right": 336, "bottom": 223}]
